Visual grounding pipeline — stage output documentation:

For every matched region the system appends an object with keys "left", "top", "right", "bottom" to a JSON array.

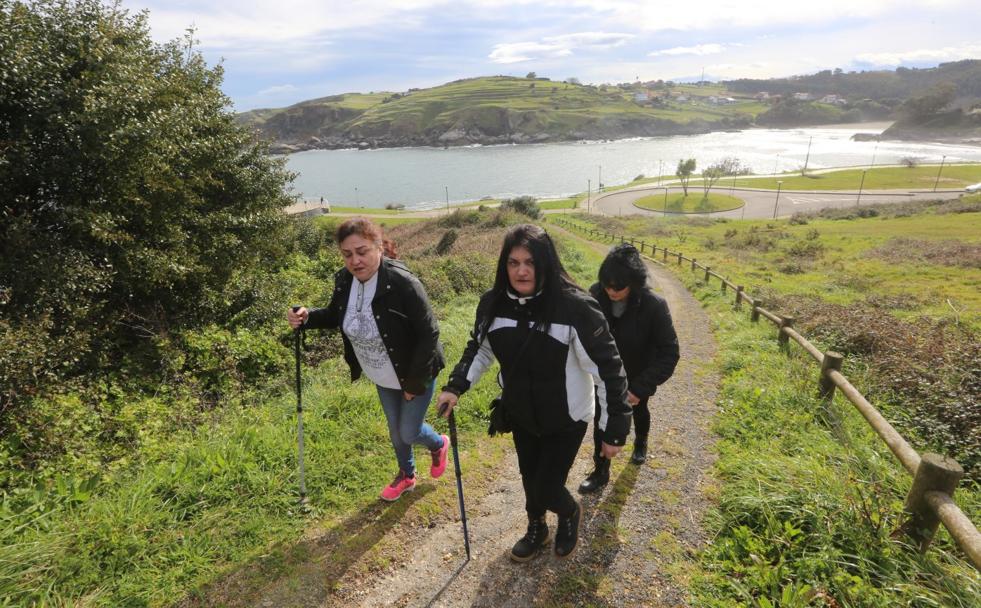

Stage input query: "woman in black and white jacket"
[
  {"left": 437, "top": 224, "right": 631, "bottom": 562},
  {"left": 288, "top": 218, "right": 448, "bottom": 502}
]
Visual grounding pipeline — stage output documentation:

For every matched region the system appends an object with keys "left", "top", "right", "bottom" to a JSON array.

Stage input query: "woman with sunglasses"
[
  {"left": 288, "top": 218, "right": 449, "bottom": 501},
  {"left": 578, "top": 243, "right": 680, "bottom": 494}
]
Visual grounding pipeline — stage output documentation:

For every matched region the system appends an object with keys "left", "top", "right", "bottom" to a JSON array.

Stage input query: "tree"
[
  {"left": 565, "top": 77, "right": 581, "bottom": 85},
  {"left": 0, "top": 0, "right": 293, "bottom": 418},
  {"left": 526, "top": 71, "right": 537, "bottom": 79},
  {"left": 899, "top": 82, "right": 957, "bottom": 120},
  {"left": 702, "top": 157, "right": 747, "bottom": 196},
  {"left": 676, "top": 158, "right": 697, "bottom": 196}
]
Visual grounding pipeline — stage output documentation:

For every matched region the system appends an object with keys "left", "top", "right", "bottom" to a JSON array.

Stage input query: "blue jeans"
[{"left": 376, "top": 382, "right": 442, "bottom": 476}]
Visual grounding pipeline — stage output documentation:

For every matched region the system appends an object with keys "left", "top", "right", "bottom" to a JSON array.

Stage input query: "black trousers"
[
  {"left": 592, "top": 396, "right": 650, "bottom": 465},
  {"left": 512, "top": 421, "right": 587, "bottom": 519}
]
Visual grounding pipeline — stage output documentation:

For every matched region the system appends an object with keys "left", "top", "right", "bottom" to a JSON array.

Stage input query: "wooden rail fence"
[{"left": 551, "top": 216, "right": 981, "bottom": 571}]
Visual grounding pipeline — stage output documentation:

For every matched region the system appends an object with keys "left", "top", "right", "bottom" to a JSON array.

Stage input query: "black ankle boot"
[
  {"left": 578, "top": 458, "right": 610, "bottom": 494},
  {"left": 510, "top": 515, "right": 550, "bottom": 562},
  {"left": 631, "top": 437, "right": 648, "bottom": 465},
  {"left": 554, "top": 501, "right": 581, "bottom": 559}
]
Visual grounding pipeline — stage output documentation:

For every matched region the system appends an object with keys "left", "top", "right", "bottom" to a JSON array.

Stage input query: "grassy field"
[
  {"left": 634, "top": 191, "right": 744, "bottom": 213},
  {"left": 548, "top": 201, "right": 981, "bottom": 605},
  {"left": 722, "top": 164, "right": 981, "bottom": 190},
  {"left": 683, "top": 278, "right": 979, "bottom": 606},
  {"left": 553, "top": 194, "right": 981, "bottom": 471}
]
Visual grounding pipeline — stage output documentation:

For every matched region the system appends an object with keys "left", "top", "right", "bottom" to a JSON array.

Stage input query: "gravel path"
[{"left": 246, "top": 234, "right": 720, "bottom": 608}]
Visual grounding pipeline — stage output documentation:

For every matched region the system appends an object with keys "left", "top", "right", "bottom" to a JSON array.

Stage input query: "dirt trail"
[{"left": 247, "top": 236, "right": 720, "bottom": 607}]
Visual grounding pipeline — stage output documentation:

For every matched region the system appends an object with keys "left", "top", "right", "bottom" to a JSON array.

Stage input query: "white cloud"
[
  {"left": 855, "top": 44, "right": 981, "bottom": 66},
  {"left": 649, "top": 43, "right": 725, "bottom": 57},
  {"left": 257, "top": 84, "right": 299, "bottom": 96},
  {"left": 489, "top": 31, "right": 633, "bottom": 63}
]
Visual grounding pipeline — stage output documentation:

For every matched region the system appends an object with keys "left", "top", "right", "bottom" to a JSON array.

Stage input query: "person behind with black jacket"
[
  {"left": 578, "top": 244, "right": 680, "bottom": 494},
  {"left": 436, "top": 224, "right": 631, "bottom": 562},
  {"left": 287, "top": 218, "right": 449, "bottom": 502}
]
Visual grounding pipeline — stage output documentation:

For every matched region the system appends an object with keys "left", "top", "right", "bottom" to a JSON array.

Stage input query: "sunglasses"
[{"left": 604, "top": 283, "right": 628, "bottom": 292}]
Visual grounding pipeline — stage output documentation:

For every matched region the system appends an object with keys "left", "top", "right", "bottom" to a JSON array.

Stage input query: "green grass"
[
  {"left": 567, "top": 199, "right": 981, "bottom": 329},
  {"left": 634, "top": 192, "right": 744, "bottom": 214},
  {"left": 539, "top": 196, "right": 580, "bottom": 210},
  {"left": 675, "top": 272, "right": 980, "bottom": 607},
  {"left": 0, "top": 293, "right": 508, "bottom": 605},
  {"left": 724, "top": 164, "right": 981, "bottom": 191},
  {"left": 551, "top": 212, "right": 980, "bottom": 605}
]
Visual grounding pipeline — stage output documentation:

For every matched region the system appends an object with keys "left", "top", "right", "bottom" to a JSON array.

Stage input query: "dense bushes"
[{"left": 0, "top": 0, "right": 302, "bottom": 477}]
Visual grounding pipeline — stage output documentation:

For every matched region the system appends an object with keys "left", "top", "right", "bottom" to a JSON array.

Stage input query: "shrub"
[
  {"left": 501, "top": 195, "right": 542, "bottom": 219},
  {"left": 435, "top": 230, "right": 458, "bottom": 255}
]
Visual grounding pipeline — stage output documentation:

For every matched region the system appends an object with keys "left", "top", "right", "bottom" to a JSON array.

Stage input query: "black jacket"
[
  {"left": 445, "top": 288, "right": 631, "bottom": 445},
  {"left": 589, "top": 282, "right": 679, "bottom": 399},
  {"left": 305, "top": 259, "right": 444, "bottom": 395}
]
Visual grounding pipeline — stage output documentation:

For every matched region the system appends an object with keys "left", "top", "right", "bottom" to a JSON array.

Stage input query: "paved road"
[{"left": 591, "top": 184, "right": 965, "bottom": 219}]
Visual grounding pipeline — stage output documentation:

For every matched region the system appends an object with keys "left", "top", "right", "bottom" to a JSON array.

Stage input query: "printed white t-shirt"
[{"left": 342, "top": 271, "right": 401, "bottom": 389}]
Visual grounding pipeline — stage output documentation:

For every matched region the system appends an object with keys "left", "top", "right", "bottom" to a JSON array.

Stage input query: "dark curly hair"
[{"left": 598, "top": 243, "right": 647, "bottom": 292}]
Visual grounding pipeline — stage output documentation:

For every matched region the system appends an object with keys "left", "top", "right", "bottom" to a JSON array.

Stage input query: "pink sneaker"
[
  {"left": 380, "top": 470, "right": 416, "bottom": 501},
  {"left": 430, "top": 434, "right": 449, "bottom": 478}
]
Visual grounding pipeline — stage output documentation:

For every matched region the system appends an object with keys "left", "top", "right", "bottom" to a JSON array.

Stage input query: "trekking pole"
[
  {"left": 439, "top": 402, "right": 471, "bottom": 561},
  {"left": 291, "top": 306, "right": 308, "bottom": 507}
]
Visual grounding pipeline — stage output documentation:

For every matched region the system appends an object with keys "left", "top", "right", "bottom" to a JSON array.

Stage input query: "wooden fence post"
[
  {"left": 817, "top": 351, "right": 844, "bottom": 401},
  {"left": 638, "top": 241, "right": 645, "bottom": 253},
  {"left": 721, "top": 278, "right": 727, "bottom": 293},
  {"left": 778, "top": 316, "right": 795, "bottom": 347},
  {"left": 751, "top": 298, "right": 764, "bottom": 322},
  {"left": 620, "top": 235, "right": 625, "bottom": 244},
  {"left": 899, "top": 453, "right": 964, "bottom": 553},
  {"left": 677, "top": 252, "right": 683, "bottom": 265},
  {"left": 663, "top": 248, "right": 668, "bottom": 262},
  {"left": 691, "top": 258, "right": 697, "bottom": 271},
  {"left": 734, "top": 285, "right": 744, "bottom": 310},
  {"left": 704, "top": 267, "right": 711, "bottom": 282}
]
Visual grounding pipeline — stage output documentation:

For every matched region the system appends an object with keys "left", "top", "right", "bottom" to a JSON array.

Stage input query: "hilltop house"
[
  {"left": 793, "top": 92, "right": 813, "bottom": 101},
  {"left": 820, "top": 94, "right": 847, "bottom": 105}
]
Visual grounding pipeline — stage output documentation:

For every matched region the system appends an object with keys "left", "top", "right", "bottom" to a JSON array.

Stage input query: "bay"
[{"left": 284, "top": 123, "right": 981, "bottom": 210}]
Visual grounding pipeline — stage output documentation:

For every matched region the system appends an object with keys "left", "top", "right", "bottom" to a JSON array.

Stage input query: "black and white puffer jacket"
[{"left": 445, "top": 288, "right": 631, "bottom": 445}]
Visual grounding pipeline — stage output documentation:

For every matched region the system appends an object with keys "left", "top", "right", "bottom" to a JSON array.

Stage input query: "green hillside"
[{"left": 237, "top": 76, "right": 764, "bottom": 152}]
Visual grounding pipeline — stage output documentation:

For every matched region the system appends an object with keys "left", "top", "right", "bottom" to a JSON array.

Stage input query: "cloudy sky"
[{"left": 124, "top": 0, "right": 981, "bottom": 111}]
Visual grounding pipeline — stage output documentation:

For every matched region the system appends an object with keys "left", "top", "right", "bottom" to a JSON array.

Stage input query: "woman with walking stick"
[
  {"left": 436, "top": 224, "right": 631, "bottom": 561},
  {"left": 288, "top": 218, "right": 449, "bottom": 501},
  {"left": 578, "top": 244, "right": 679, "bottom": 494}
]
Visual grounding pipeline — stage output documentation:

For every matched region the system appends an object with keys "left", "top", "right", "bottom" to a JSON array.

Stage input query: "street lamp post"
[
  {"left": 730, "top": 174, "right": 737, "bottom": 196},
  {"left": 801, "top": 136, "right": 813, "bottom": 176},
  {"left": 856, "top": 170, "right": 867, "bottom": 207},
  {"left": 663, "top": 186, "right": 669, "bottom": 217},
  {"left": 657, "top": 160, "right": 663, "bottom": 186},
  {"left": 598, "top": 165, "right": 603, "bottom": 192},
  {"left": 444, "top": 185, "right": 449, "bottom": 214},
  {"left": 355, "top": 186, "right": 359, "bottom": 207},
  {"left": 773, "top": 154, "right": 780, "bottom": 175},
  {"left": 772, "top": 181, "right": 783, "bottom": 219},
  {"left": 933, "top": 155, "right": 947, "bottom": 192},
  {"left": 587, "top": 179, "right": 591, "bottom": 213},
  {"left": 870, "top": 142, "right": 879, "bottom": 169}
]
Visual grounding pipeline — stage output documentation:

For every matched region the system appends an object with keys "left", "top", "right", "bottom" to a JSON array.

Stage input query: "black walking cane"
[
  {"left": 438, "top": 402, "right": 471, "bottom": 561},
  {"left": 291, "top": 306, "right": 309, "bottom": 508}
]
